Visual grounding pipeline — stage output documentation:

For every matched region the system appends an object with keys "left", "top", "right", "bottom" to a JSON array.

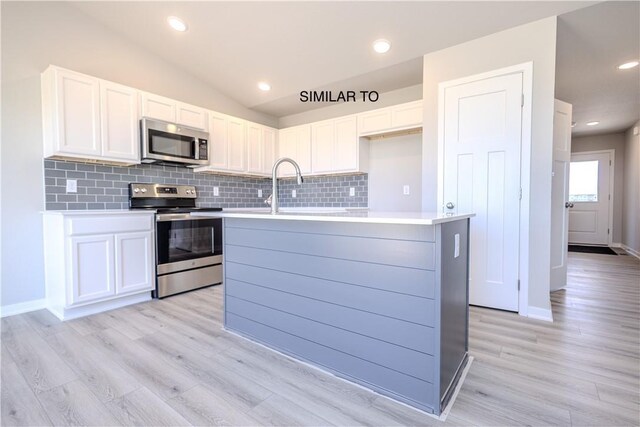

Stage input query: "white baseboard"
[
  {"left": 621, "top": 244, "right": 640, "bottom": 260},
  {"left": 527, "top": 305, "right": 553, "bottom": 322},
  {"left": 610, "top": 242, "right": 622, "bottom": 248},
  {"left": 0, "top": 298, "right": 47, "bottom": 318}
]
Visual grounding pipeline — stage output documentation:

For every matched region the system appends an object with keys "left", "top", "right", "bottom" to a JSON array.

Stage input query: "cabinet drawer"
[{"left": 67, "top": 215, "right": 153, "bottom": 235}]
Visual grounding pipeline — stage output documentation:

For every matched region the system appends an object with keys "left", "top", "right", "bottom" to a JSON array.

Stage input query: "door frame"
[
  {"left": 569, "top": 149, "right": 615, "bottom": 246},
  {"left": 437, "top": 62, "right": 533, "bottom": 317}
]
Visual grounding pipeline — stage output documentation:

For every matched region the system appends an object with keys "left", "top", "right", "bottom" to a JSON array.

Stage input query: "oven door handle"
[
  {"left": 156, "top": 213, "right": 222, "bottom": 222},
  {"left": 212, "top": 227, "right": 215, "bottom": 254}
]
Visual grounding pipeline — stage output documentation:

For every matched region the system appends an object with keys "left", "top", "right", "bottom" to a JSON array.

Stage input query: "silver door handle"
[
  {"left": 565, "top": 202, "right": 574, "bottom": 208},
  {"left": 446, "top": 202, "right": 455, "bottom": 209},
  {"left": 211, "top": 228, "right": 215, "bottom": 254}
]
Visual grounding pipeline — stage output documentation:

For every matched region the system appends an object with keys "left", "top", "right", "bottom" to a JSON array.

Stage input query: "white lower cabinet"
[
  {"left": 44, "top": 211, "right": 155, "bottom": 320},
  {"left": 70, "top": 234, "right": 115, "bottom": 305}
]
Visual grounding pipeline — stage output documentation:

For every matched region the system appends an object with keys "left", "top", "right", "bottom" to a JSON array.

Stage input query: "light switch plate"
[
  {"left": 349, "top": 187, "right": 355, "bottom": 197},
  {"left": 258, "top": 189, "right": 263, "bottom": 198},
  {"left": 213, "top": 187, "right": 219, "bottom": 196},
  {"left": 454, "top": 233, "right": 460, "bottom": 258},
  {"left": 292, "top": 189, "right": 297, "bottom": 198},
  {"left": 66, "top": 179, "right": 77, "bottom": 193},
  {"left": 403, "top": 185, "right": 410, "bottom": 195}
]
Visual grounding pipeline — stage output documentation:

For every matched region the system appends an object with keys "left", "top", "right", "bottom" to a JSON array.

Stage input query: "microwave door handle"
[{"left": 194, "top": 138, "right": 199, "bottom": 160}]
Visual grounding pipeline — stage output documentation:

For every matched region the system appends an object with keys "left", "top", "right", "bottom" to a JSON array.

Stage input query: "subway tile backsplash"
[{"left": 44, "top": 160, "right": 368, "bottom": 210}]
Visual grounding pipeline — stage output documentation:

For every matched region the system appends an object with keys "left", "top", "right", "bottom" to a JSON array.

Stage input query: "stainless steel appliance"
[
  {"left": 140, "top": 118, "right": 209, "bottom": 167},
  {"left": 129, "top": 183, "right": 222, "bottom": 298}
]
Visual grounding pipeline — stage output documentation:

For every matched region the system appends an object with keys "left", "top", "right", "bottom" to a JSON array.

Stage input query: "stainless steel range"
[{"left": 129, "top": 183, "right": 223, "bottom": 298}]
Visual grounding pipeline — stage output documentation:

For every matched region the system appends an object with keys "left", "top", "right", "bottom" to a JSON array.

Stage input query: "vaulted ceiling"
[{"left": 70, "top": 1, "right": 638, "bottom": 135}]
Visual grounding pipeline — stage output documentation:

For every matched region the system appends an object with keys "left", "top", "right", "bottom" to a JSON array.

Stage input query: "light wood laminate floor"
[{"left": 2, "top": 252, "right": 639, "bottom": 426}]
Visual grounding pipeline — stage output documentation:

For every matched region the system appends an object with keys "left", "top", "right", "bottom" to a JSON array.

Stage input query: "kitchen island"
[{"left": 192, "top": 210, "right": 473, "bottom": 416}]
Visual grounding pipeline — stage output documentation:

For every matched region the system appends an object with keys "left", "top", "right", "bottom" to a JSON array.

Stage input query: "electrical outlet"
[
  {"left": 213, "top": 187, "right": 219, "bottom": 197},
  {"left": 634, "top": 127, "right": 639, "bottom": 136},
  {"left": 292, "top": 189, "right": 297, "bottom": 198},
  {"left": 349, "top": 187, "right": 355, "bottom": 197},
  {"left": 66, "top": 179, "right": 77, "bottom": 193},
  {"left": 258, "top": 189, "right": 263, "bottom": 198},
  {"left": 403, "top": 185, "right": 410, "bottom": 195}
]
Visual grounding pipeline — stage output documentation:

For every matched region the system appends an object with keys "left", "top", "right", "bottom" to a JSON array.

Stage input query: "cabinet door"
[
  {"left": 115, "top": 231, "right": 154, "bottom": 295},
  {"left": 140, "top": 92, "right": 176, "bottom": 122},
  {"left": 227, "top": 118, "right": 246, "bottom": 172},
  {"left": 311, "top": 120, "right": 334, "bottom": 174},
  {"left": 391, "top": 101, "right": 422, "bottom": 129},
  {"left": 296, "top": 125, "right": 312, "bottom": 175},
  {"left": 208, "top": 113, "right": 228, "bottom": 169},
  {"left": 70, "top": 234, "right": 115, "bottom": 305},
  {"left": 246, "top": 123, "right": 263, "bottom": 174},
  {"left": 262, "top": 127, "right": 276, "bottom": 175},
  {"left": 277, "top": 128, "right": 297, "bottom": 176},
  {"left": 55, "top": 69, "right": 101, "bottom": 156},
  {"left": 357, "top": 108, "right": 391, "bottom": 135},
  {"left": 100, "top": 81, "right": 139, "bottom": 162},
  {"left": 334, "top": 116, "right": 358, "bottom": 172},
  {"left": 177, "top": 102, "right": 208, "bottom": 130}
]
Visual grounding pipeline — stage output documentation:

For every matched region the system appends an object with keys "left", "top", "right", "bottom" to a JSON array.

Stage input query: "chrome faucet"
[{"left": 270, "top": 157, "right": 304, "bottom": 214}]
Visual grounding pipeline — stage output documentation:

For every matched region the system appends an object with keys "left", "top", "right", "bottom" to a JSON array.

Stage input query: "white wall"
[
  {"left": 571, "top": 132, "right": 626, "bottom": 244},
  {"left": 0, "top": 2, "right": 277, "bottom": 309},
  {"left": 368, "top": 134, "right": 422, "bottom": 211},
  {"left": 623, "top": 121, "right": 640, "bottom": 256},
  {"left": 279, "top": 84, "right": 422, "bottom": 128},
  {"left": 421, "top": 17, "right": 558, "bottom": 315}
]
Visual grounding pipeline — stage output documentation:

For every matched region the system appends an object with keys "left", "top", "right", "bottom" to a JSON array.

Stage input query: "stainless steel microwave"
[{"left": 140, "top": 118, "right": 209, "bottom": 167}]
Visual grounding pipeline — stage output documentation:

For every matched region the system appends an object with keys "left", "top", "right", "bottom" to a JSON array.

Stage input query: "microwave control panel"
[{"left": 198, "top": 139, "right": 208, "bottom": 160}]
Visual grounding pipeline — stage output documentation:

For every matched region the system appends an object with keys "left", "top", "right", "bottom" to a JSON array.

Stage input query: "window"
[{"left": 569, "top": 160, "right": 598, "bottom": 202}]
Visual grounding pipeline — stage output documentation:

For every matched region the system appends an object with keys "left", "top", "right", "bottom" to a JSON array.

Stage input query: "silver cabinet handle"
[{"left": 446, "top": 202, "right": 455, "bottom": 209}]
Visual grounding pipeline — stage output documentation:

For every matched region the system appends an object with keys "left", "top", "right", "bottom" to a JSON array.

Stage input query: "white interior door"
[
  {"left": 442, "top": 72, "right": 523, "bottom": 311},
  {"left": 550, "top": 99, "right": 572, "bottom": 291},
  {"left": 568, "top": 152, "right": 611, "bottom": 245}
]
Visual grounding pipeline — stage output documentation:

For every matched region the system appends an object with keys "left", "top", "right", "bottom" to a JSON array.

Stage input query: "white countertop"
[
  {"left": 42, "top": 209, "right": 155, "bottom": 215},
  {"left": 192, "top": 209, "right": 474, "bottom": 225}
]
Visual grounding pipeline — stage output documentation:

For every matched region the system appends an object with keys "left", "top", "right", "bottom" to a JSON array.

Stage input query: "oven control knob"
[
  {"left": 141, "top": 188, "right": 147, "bottom": 193},
  {"left": 133, "top": 188, "right": 140, "bottom": 193},
  {"left": 186, "top": 190, "right": 191, "bottom": 194}
]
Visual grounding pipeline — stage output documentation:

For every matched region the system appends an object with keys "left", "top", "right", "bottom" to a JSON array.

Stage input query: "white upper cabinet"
[
  {"left": 100, "top": 81, "right": 139, "bottom": 162},
  {"left": 311, "top": 115, "right": 362, "bottom": 175},
  {"left": 177, "top": 102, "right": 208, "bottom": 130},
  {"left": 226, "top": 116, "right": 247, "bottom": 172},
  {"left": 278, "top": 125, "right": 311, "bottom": 176},
  {"left": 334, "top": 116, "right": 359, "bottom": 172},
  {"left": 42, "top": 66, "right": 139, "bottom": 164},
  {"left": 246, "top": 123, "right": 263, "bottom": 174},
  {"left": 390, "top": 100, "right": 423, "bottom": 129},
  {"left": 262, "top": 127, "right": 276, "bottom": 175},
  {"left": 195, "top": 113, "right": 278, "bottom": 176},
  {"left": 357, "top": 108, "right": 392, "bottom": 135},
  {"left": 141, "top": 92, "right": 207, "bottom": 130},
  {"left": 357, "top": 100, "right": 422, "bottom": 136},
  {"left": 311, "top": 120, "right": 335, "bottom": 174},
  {"left": 206, "top": 112, "right": 229, "bottom": 170},
  {"left": 42, "top": 67, "right": 101, "bottom": 158},
  {"left": 140, "top": 92, "right": 176, "bottom": 122},
  {"left": 247, "top": 123, "right": 278, "bottom": 176}
]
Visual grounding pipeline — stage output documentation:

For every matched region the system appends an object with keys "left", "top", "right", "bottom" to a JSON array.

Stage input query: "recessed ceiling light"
[
  {"left": 618, "top": 61, "right": 639, "bottom": 70},
  {"left": 372, "top": 39, "right": 391, "bottom": 54},
  {"left": 257, "top": 82, "right": 271, "bottom": 91},
  {"left": 571, "top": 122, "right": 576, "bottom": 128},
  {"left": 586, "top": 121, "right": 600, "bottom": 126},
  {"left": 167, "top": 16, "right": 187, "bottom": 32}
]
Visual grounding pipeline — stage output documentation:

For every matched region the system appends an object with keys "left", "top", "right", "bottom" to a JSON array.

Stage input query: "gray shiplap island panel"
[{"left": 223, "top": 216, "right": 470, "bottom": 415}]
